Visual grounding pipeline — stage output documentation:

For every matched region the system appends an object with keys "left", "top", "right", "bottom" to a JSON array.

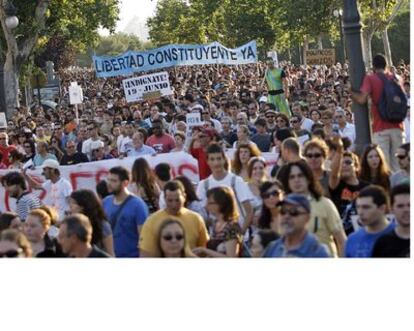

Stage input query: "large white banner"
[
  {"left": 122, "top": 71, "right": 172, "bottom": 103},
  {"left": 0, "top": 152, "right": 199, "bottom": 213},
  {"left": 0, "top": 151, "right": 279, "bottom": 212}
]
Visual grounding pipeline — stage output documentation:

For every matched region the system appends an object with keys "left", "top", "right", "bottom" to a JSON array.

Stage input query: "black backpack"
[{"left": 377, "top": 73, "right": 408, "bottom": 123}]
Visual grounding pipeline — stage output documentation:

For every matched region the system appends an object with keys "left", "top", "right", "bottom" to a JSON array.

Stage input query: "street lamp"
[
  {"left": 333, "top": 8, "right": 346, "bottom": 64},
  {"left": 343, "top": 0, "right": 372, "bottom": 154},
  {"left": 0, "top": 0, "right": 19, "bottom": 119}
]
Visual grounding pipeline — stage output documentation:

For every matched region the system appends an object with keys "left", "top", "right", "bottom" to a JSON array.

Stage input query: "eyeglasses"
[
  {"left": 279, "top": 206, "right": 308, "bottom": 217},
  {"left": 305, "top": 153, "right": 323, "bottom": 159},
  {"left": 395, "top": 154, "right": 407, "bottom": 160},
  {"left": 343, "top": 160, "right": 354, "bottom": 165},
  {"left": 162, "top": 234, "right": 184, "bottom": 241},
  {"left": 290, "top": 120, "right": 299, "bottom": 124},
  {"left": 262, "top": 190, "right": 280, "bottom": 199},
  {"left": 266, "top": 116, "right": 275, "bottom": 119},
  {"left": 0, "top": 248, "right": 22, "bottom": 258}
]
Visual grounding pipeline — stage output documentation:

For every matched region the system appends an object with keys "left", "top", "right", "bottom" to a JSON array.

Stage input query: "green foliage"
[{"left": 94, "top": 33, "right": 143, "bottom": 56}]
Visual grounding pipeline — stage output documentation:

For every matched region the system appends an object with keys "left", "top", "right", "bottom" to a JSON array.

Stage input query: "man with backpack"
[{"left": 352, "top": 54, "right": 407, "bottom": 172}]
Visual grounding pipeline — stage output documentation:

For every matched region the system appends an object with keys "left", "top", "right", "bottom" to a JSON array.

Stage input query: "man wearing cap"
[
  {"left": 190, "top": 128, "right": 218, "bottom": 180},
  {"left": 91, "top": 140, "right": 113, "bottom": 161},
  {"left": 263, "top": 193, "right": 330, "bottom": 258},
  {"left": 264, "top": 109, "right": 277, "bottom": 132},
  {"left": 23, "top": 159, "right": 73, "bottom": 221},
  {"left": 60, "top": 140, "right": 89, "bottom": 166}
]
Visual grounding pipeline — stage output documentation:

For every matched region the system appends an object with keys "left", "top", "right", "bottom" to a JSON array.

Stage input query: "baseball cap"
[
  {"left": 91, "top": 140, "right": 104, "bottom": 151},
  {"left": 41, "top": 159, "right": 60, "bottom": 170},
  {"left": 277, "top": 193, "right": 311, "bottom": 213},
  {"left": 265, "top": 109, "right": 277, "bottom": 116},
  {"left": 259, "top": 96, "right": 268, "bottom": 103}
]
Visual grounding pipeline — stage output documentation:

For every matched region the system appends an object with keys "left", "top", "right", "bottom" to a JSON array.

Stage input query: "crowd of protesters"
[{"left": 0, "top": 53, "right": 410, "bottom": 258}]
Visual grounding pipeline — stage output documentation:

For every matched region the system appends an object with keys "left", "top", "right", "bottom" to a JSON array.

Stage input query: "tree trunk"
[
  {"left": 382, "top": 28, "right": 393, "bottom": 67},
  {"left": 362, "top": 31, "right": 374, "bottom": 70},
  {"left": 4, "top": 53, "right": 20, "bottom": 116},
  {"left": 303, "top": 37, "right": 309, "bottom": 65}
]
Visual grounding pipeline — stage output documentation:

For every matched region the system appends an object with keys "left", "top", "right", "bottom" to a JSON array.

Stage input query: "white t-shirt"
[
  {"left": 119, "top": 136, "right": 133, "bottom": 154},
  {"left": 196, "top": 172, "right": 254, "bottom": 226},
  {"left": 41, "top": 177, "right": 73, "bottom": 221},
  {"left": 301, "top": 118, "right": 314, "bottom": 132}
]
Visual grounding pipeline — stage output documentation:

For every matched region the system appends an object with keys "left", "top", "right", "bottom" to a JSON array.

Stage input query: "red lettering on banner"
[
  {"left": 70, "top": 172, "right": 94, "bottom": 190},
  {"left": 177, "top": 164, "right": 198, "bottom": 177},
  {"left": 95, "top": 169, "right": 109, "bottom": 183}
]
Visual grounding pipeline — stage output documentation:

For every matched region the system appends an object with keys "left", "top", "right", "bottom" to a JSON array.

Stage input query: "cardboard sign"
[
  {"left": 186, "top": 113, "right": 202, "bottom": 128},
  {"left": 305, "top": 49, "right": 336, "bottom": 66},
  {"left": 123, "top": 71, "right": 172, "bottom": 103},
  {"left": 68, "top": 82, "right": 83, "bottom": 104}
]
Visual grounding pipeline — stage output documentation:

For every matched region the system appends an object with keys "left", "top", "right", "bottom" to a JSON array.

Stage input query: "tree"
[
  {"left": 94, "top": 33, "right": 143, "bottom": 56},
  {"left": 0, "top": 0, "right": 119, "bottom": 118},
  {"left": 359, "top": 0, "right": 406, "bottom": 69}
]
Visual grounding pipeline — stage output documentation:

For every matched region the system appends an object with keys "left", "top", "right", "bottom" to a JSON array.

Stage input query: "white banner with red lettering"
[
  {"left": 0, "top": 150, "right": 279, "bottom": 213},
  {"left": 0, "top": 152, "right": 199, "bottom": 213}
]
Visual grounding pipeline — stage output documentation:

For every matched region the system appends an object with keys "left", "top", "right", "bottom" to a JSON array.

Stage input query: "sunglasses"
[
  {"left": 0, "top": 249, "right": 22, "bottom": 258},
  {"left": 395, "top": 154, "right": 407, "bottom": 160},
  {"left": 279, "top": 206, "right": 308, "bottom": 217},
  {"left": 305, "top": 153, "right": 322, "bottom": 159},
  {"left": 343, "top": 160, "right": 354, "bottom": 165},
  {"left": 162, "top": 234, "right": 184, "bottom": 241},
  {"left": 290, "top": 120, "right": 299, "bottom": 124},
  {"left": 266, "top": 116, "right": 275, "bottom": 119},
  {"left": 262, "top": 190, "right": 280, "bottom": 199}
]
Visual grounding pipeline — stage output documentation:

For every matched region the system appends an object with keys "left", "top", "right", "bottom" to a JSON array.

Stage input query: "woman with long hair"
[
  {"left": 69, "top": 189, "right": 114, "bottom": 256},
  {"left": 246, "top": 157, "right": 268, "bottom": 225},
  {"left": 303, "top": 138, "right": 332, "bottom": 197},
  {"left": 232, "top": 143, "right": 261, "bottom": 182},
  {"left": 157, "top": 219, "right": 195, "bottom": 257},
  {"left": 280, "top": 161, "right": 347, "bottom": 257},
  {"left": 174, "top": 175, "right": 205, "bottom": 217},
  {"left": 193, "top": 186, "right": 242, "bottom": 257},
  {"left": 359, "top": 144, "right": 391, "bottom": 193},
  {"left": 275, "top": 113, "right": 290, "bottom": 130},
  {"left": 23, "top": 209, "right": 63, "bottom": 257},
  {"left": 257, "top": 181, "right": 285, "bottom": 234},
  {"left": 130, "top": 157, "right": 161, "bottom": 214},
  {"left": 8, "top": 149, "right": 25, "bottom": 169}
]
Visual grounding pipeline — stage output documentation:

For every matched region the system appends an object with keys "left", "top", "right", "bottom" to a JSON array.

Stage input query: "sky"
[
  {"left": 99, "top": 0, "right": 158, "bottom": 36},
  {"left": 115, "top": 0, "right": 158, "bottom": 32}
]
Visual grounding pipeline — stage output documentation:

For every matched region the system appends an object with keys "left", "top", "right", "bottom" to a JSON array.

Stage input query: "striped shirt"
[{"left": 16, "top": 192, "right": 42, "bottom": 221}]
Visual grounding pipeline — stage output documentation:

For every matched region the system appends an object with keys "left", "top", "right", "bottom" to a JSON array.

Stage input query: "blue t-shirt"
[
  {"left": 345, "top": 222, "right": 396, "bottom": 258},
  {"left": 103, "top": 195, "right": 149, "bottom": 257},
  {"left": 263, "top": 232, "right": 330, "bottom": 258}
]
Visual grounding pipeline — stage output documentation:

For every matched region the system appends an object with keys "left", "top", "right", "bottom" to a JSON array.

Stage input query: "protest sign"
[
  {"left": 68, "top": 82, "right": 83, "bottom": 105},
  {"left": 93, "top": 40, "right": 258, "bottom": 78},
  {"left": 305, "top": 49, "right": 336, "bottom": 65},
  {"left": 186, "top": 113, "right": 202, "bottom": 128},
  {"left": 122, "top": 71, "right": 172, "bottom": 103}
]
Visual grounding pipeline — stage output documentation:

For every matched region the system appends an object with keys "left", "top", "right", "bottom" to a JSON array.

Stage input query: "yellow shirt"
[
  {"left": 139, "top": 208, "right": 209, "bottom": 257},
  {"left": 308, "top": 196, "right": 343, "bottom": 257}
]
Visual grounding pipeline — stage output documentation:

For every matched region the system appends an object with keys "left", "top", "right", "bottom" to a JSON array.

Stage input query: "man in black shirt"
[
  {"left": 372, "top": 184, "right": 410, "bottom": 257},
  {"left": 57, "top": 214, "right": 110, "bottom": 258},
  {"left": 60, "top": 140, "right": 89, "bottom": 165}
]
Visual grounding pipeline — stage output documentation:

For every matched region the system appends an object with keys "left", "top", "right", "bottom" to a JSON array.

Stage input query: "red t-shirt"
[
  {"left": 190, "top": 147, "right": 211, "bottom": 180},
  {"left": 146, "top": 134, "right": 176, "bottom": 153},
  {"left": 0, "top": 145, "right": 16, "bottom": 167},
  {"left": 360, "top": 73, "right": 404, "bottom": 133}
]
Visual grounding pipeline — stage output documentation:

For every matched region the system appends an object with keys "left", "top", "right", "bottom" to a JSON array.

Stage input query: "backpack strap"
[
  {"left": 110, "top": 195, "right": 134, "bottom": 231},
  {"left": 230, "top": 175, "right": 246, "bottom": 220}
]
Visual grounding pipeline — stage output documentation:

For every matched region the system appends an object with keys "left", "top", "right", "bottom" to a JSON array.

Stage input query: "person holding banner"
[{"left": 262, "top": 59, "right": 291, "bottom": 117}]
